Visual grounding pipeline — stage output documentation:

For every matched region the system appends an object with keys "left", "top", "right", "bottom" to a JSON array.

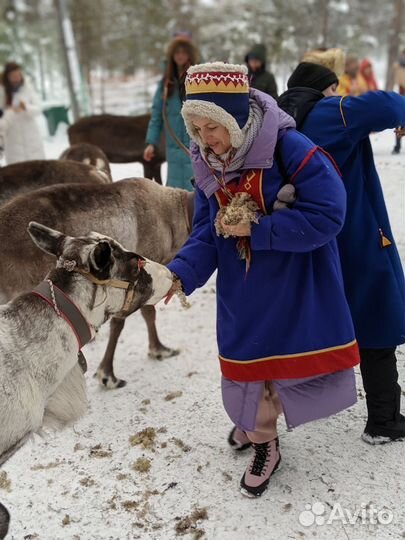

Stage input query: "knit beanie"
[
  {"left": 181, "top": 62, "right": 250, "bottom": 148},
  {"left": 287, "top": 62, "right": 338, "bottom": 92}
]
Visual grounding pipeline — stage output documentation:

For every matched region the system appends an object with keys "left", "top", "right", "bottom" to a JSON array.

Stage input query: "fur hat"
[
  {"left": 166, "top": 36, "right": 199, "bottom": 65},
  {"left": 287, "top": 62, "right": 339, "bottom": 92},
  {"left": 181, "top": 62, "right": 250, "bottom": 148},
  {"left": 302, "top": 48, "right": 346, "bottom": 77}
]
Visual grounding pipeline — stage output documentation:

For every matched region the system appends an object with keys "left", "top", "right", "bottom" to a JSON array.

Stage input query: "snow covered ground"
[{"left": 1, "top": 128, "right": 404, "bottom": 540}]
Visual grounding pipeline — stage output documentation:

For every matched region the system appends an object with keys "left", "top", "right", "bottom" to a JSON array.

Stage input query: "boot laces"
[{"left": 250, "top": 442, "right": 271, "bottom": 476}]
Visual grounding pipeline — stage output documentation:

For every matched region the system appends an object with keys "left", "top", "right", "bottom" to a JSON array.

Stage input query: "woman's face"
[
  {"left": 7, "top": 68, "right": 23, "bottom": 86},
  {"left": 191, "top": 116, "right": 231, "bottom": 155},
  {"left": 173, "top": 47, "right": 190, "bottom": 70}
]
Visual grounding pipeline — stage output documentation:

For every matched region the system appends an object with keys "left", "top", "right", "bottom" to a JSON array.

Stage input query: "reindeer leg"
[
  {"left": 141, "top": 305, "right": 180, "bottom": 360},
  {"left": 95, "top": 316, "right": 127, "bottom": 389},
  {"left": 153, "top": 162, "right": 163, "bottom": 185},
  {"left": 143, "top": 158, "right": 162, "bottom": 185},
  {"left": 155, "top": 163, "right": 163, "bottom": 186}
]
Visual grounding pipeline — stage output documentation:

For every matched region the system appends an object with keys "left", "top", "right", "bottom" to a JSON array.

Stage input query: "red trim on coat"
[
  {"left": 219, "top": 341, "right": 359, "bottom": 382},
  {"left": 290, "top": 147, "right": 342, "bottom": 184},
  {"left": 290, "top": 147, "right": 318, "bottom": 183}
]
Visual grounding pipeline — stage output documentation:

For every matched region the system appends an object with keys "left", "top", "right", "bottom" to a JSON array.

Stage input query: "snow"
[{"left": 1, "top": 128, "right": 405, "bottom": 540}]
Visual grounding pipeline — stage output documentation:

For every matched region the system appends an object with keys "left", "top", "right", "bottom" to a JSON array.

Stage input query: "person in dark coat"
[
  {"left": 244, "top": 44, "right": 278, "bottom": 99},
  {"left": 164, "top": 61, "right": 359, "bottom": 497},
  {"left": 278, "top": 61, "right": 405, "bottom": 445}
]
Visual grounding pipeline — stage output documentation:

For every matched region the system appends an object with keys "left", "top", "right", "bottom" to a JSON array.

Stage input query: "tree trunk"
[
  {"left": 54, "top": 0, "right": 81, "bottom": 120},
  {"left": 386, "top": 0, "right": 404, "bottom": 90},
  {"left": 321, "top": 0, "right": 330, "bottom": 48}
]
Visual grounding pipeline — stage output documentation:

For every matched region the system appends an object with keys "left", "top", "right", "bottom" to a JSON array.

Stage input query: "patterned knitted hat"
[{"left": 181, "top": 62, "right": 250, "bottom": 148}]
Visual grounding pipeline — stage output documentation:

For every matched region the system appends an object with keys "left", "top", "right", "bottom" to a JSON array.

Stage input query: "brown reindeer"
[
  {"left": 60, "top": 142, "right": 112, "bottom": 181},
  {"left": 0, "top": 179, "right": 194, "bottom": 388},
  {"left": 0, "top": 143, "right": 111, "bottom": 207},
  {"left": 68, "top": 114, "right": 165, "bottom": 183}
]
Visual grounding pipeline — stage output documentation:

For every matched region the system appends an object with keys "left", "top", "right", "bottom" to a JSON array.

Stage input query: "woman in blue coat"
[
  {"left": 278, "top": 61, "right": 405, "bottom": 445},
  {"left": 165, "top": 62, "right": 359, "bottom": 498},
  {"left": 143, "top": 35, "right": 198, "bottom": 191}
]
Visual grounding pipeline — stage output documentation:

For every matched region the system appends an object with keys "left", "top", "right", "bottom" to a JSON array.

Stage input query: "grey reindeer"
[{"left": 0, "top": 222, "right": 172, "bottom": 465}]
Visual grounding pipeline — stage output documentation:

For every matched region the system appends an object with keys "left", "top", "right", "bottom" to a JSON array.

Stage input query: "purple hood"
[{"left": 190, "top": 89, "right": 296, "bottom": 196}]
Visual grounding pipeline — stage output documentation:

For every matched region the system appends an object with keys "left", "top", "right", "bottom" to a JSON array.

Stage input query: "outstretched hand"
[{"left": 163, "top": 278, "right": 182, "bottom": 305}]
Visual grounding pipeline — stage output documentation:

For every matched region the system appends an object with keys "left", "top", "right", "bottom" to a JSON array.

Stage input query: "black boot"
[
  {"left": 362, "top": 414, "right": 405, "bottom": 444},
  {"left": 360, "top": 348, "right": 405, "bottom": 445}
]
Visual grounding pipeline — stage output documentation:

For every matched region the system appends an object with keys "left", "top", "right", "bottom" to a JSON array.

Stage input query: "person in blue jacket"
[
  {"left": 143, "top": 34, "right": 198, "bottom": 191},
  {"left": 164, "top": 62, "right": 359, "bottom": 497},
  {"left": 278, "top": 61, "right": 405, "bottom": 445}
]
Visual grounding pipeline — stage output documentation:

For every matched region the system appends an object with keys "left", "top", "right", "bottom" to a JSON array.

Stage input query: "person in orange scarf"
[
  {"left": 337, "top": 55, "right": 368, "bottom": 96},
  {"left": 360, "top": 59, "right": 379, "bottom": 91}
]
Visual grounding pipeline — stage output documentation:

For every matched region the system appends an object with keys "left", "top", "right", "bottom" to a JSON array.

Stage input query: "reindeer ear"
[
  {"left": 27, "top": 221, "right": 66, "bottom": 257},
  {"left": 91, "top": 240, "right": 112, "bottom": 271}
]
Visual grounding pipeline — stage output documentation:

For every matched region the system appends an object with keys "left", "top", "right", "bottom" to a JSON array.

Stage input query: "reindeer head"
[{"left": 27, "top": 222, "right": 173, "bottom": 325}]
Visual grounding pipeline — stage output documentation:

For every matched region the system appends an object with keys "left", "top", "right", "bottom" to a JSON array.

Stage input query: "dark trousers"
[
  {"left": 394, "top": 134, "right": 402, "bottom": 152},
  {"left": 360, "top": 348, "right": 402, "bottom": 426}
]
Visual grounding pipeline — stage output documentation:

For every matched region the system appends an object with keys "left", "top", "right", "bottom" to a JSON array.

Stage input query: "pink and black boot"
[{"left": 240, "top": 437, "right": 281, "bottom": 497}]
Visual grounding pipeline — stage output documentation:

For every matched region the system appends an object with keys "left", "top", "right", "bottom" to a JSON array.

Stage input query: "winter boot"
[
  {"left": 228, "top": 426, "right": 252, "bottom": 451},
  {"left": 362, "top": 414, "right": 405, "bottom": 445},
  {"left": 240, "top": 437, "right": 281, "bottom": 498}
]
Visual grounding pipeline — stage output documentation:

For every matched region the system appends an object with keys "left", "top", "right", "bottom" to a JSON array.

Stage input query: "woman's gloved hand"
[{"left": 273, "top": 184, "right": 296, "bottom": 211}]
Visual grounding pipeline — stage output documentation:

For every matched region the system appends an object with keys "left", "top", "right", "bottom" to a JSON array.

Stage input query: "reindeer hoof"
[
  {"left": 148, "top": 347, "right": 181, "bottom": 360},
  {"left": 94, "top": 369, "right": 127, "bottom": 389}
]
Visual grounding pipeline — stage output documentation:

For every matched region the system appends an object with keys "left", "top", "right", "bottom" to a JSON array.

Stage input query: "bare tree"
[
  {"left": 54, "top": 0, "right": 80, "bottom": 120},
  {"left": 386, "top": 0, "right": 404, "bottom": 90},
  {"left": 321, "top": 0, "right": 330, "bottom": 48}
]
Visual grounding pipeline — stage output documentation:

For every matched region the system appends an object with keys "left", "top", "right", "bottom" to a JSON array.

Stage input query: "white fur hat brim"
[{"left": 182, "top": 99, "right": 244, "bottom": 149}]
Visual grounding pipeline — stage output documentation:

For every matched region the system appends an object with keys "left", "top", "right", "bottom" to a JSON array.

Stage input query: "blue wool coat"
[
  {"left": 301, "top": 91, "right": 405, "bottom": 348},
  {"left": 145, "top": 78, "right": 194, "bottom": 191},
  {"left": 168, "top": 128, "right": 358, "bottom": 383}
]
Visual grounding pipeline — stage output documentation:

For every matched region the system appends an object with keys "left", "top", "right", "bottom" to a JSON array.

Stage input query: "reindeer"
[
  {"left": 0, "top": 222, "right": 172, "bottom": 465},
  {"left": 68, "top": 114, "right": 165, "bottom": 183},
  {"left": 0, "top": 179, "right": 194, "bottom": 388},
  {"left": 59, "top": 142, "right": 112, "bottom": 181},
  {"left": 0, "top": 143, "right": 111, "bottom": 208}
]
